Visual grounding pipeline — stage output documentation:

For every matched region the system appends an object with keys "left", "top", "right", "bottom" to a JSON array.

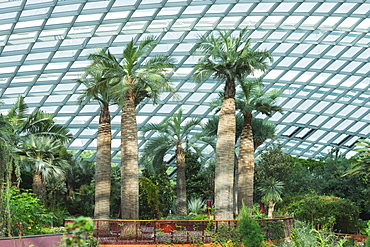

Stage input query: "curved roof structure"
[{"left": 0, "top": 0, "right": 369, "bottom": 163}]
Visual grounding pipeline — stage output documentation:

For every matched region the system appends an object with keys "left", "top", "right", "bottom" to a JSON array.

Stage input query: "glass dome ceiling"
[{"left": 0, "top": 0, "right": 369, "bottom": 163}]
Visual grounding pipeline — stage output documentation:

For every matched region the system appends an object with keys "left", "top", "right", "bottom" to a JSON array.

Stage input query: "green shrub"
[
  {"left": 259, "top": 220, "right": 285, "bottom": 241},
  {"left": 280, "top": 221, "right": 351, "bottom": 247},
  {"left": 60, "top": 216, "right": 98, "bottom": 247},
  {"left": 2, "top": 188, "right": 55, "bottom": 237},
  {"left": 237, "top": 205, "right": 264, "bottom": 247},
  {"left": 285, "top": 194, "right": 360, "bottom": 233}
]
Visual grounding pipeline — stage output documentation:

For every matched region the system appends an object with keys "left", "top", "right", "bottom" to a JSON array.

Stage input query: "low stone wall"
[{"left": 0, "top": 234, "right": 65, "bottom": 247}]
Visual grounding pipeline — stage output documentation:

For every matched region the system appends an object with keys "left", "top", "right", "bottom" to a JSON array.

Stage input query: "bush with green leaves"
[
  {"left": 60, "top": 216, "right": 98, "bottom": 247},
  {"left": 259, "top": 220, "right": 285, "bottom": 241},
  {"left": 278, "top": 221, "right": 352, "bottom": 247},
  {"left": 237, "top": 205, "right": 264, "bottom": 247},
  {"left": 1, "top": 188, "right": 55, "bottom": 236},
  {"left": 284, "top": 194, "right": 360, "bottom": 233}
]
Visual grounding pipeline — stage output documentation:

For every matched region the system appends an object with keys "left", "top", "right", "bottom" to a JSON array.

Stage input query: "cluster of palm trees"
[
  {"left": 0, "top": 29, "right": 282, "bottom": 222},
  {"left": 0, "top": 96, "right": 72, "bottom": 221},
  {"left": 82, "top": 29, "right": 282, "bottom": 220}
]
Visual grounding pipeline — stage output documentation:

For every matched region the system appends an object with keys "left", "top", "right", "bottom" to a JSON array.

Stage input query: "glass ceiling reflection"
[{"left": 0, "top": 0, "right": 369, "bottom": 164}]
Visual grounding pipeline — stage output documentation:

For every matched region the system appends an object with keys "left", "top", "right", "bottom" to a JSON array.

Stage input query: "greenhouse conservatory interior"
[{"left": 0, "top": 0, "right": 370, "bottom": 246}]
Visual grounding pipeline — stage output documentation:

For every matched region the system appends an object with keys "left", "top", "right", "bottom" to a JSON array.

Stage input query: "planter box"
[{"left": 0, "top": 234, "right": 66, "bottom": 247}]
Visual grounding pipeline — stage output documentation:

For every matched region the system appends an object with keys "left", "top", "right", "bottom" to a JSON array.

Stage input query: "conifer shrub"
[{"left": 237, "top": 205, "right": 265, "bottom": 247}]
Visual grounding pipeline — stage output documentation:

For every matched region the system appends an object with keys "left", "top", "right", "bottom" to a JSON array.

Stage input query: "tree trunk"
[
  {"left": 214, "top": 97, "right": 236, "bottom": 220},
  {"left": 121, "top": 98, "right": 139, "bottom": 220},
  {"left": 237, "top": 112, "right": 254, "bottom": 213},
  {"left": 94, "top": 104, "right": 112, "bottom": 219},
  {"left": 176, "top": 141, "right": 187, "bottom": 216},
  {"left": 33, "top": 172, "right": 46, "bottom": 203},
  {"left": 267, "top": 201, "right": 275, "bottom": 218}
]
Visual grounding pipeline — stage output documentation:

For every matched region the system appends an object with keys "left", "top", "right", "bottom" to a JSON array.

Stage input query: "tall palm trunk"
[
  {"left": 33, "top": 172, "right": 46, "bottom": 203},
  {"left": 176, "top": 141, "right": 187, "bottom": 216},
  {"left": 121, "top": 97, "right": 139, "bottom": 219},
  {"left": 94, "top": 104, "right": 112, "bottom": 219},
  {"left": 237, "top": 112, "right": 254, "bottom": 213},
  {"left": 214, "top": 79, "right": 236, "bottom": 220}
]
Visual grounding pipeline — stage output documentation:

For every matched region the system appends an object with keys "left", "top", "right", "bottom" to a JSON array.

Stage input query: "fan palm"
[
  {"left": 88, "top": 36, "right": 174, "bottom": 219},
  {"left": 193, "top": 29, "right": 272, "bottom": 220},
  {"left": 3, "top": 97, "right": 72, "bottom": 200},
  {"left": 235, "top": 77, "right": 282, "bottom": 212},
  {"left": 79, "top": 49, "right": 115, "bottom": 219},
  {"left": 16, "top": 135, "right": 69, "bottom": 204},
  {"left": 141, "top": 108, "right": 202, "bottom": 216}
]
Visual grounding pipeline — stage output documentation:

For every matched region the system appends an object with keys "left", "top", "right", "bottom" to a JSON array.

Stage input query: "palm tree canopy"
[
  {"left": 5, "top": 96, "right": 72, "bottom": 145},
  {"left": 15, "top": 135, "right": 69, "bottom": 182},
  {"left": 236, "top": 77, "right": 283, "bottom": 117},
  {"left": 193, "top": 29, "right": 272, "bottom": 98},
  {"left": 78, "top": 50, "right": 115, "bottom": 107},
  {"left": 87, "top": 36, "right": 175, "bottom": 107},
  {"left": 141, "top": 108, "right": 202, "bottom": 173},
  {"left": 345, "top": 139, "right": 370, "bottom": 176}
]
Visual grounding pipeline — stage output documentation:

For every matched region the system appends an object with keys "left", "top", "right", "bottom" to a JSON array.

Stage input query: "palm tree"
[
  {"left": 345, "top": 139, "right": 370, "bottom": 176},
  {"left": 79, "top": 50, "right": 115, "bottom": 219},
  {"left": 16, "top": 135, "right": 69, "bottom": 204},
  {"left": 197, "top": 114, "right": 277, "bottom": 215},
  {"left": 88, "top": 36, "right": 174, "bottom": 219},
  {"left": 258, "top": 177, "right": 284, "bottom": 218},
  {"left": 6, "top": 96, "right": 72, "bottom": 146},
  {"left": 236, "top": 77, "right": 282, "bottom": 212},
  {"left": 141, "top": 108, "right": 202, "bottom": 216},
  {"left": 193, "top": 29, "right": 272, "bottom": 220}
]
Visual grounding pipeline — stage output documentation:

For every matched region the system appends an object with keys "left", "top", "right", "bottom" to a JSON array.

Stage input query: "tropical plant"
[
  {"left": 140, "top": 167, "right": 175, "bottom": 219},
  {"left": 64, "top": 158, "right": 96, "bottom": 217},
  {"left": 141, "top": 108, "right": 201, "bottom": 216},
  {"left": 88, "top": 36, "right": 174, "bottom": 219},
  {"left": 79, "top": 49, "right": 115, "bottom": 219},
  {"left": 185, "top": 151, "right": 215, "bottom": 203},
  {"left": 235, "top": 77, "right": 282, "bottom": 212},
  {"left": 284, "top": 194, "right": 360, "bottom": 233},
  {"left": 187, "top": 197, "right": 206, "bottom": 215},
  {"left": 193, "top": 29, "right": 272, "bottom": 220},
  {"left": 346, "top": 139, "right": 370, "bottom": 176},
  {"left": 15, "top": 135, "right": 69, "bottom": 205},
  {"left": 3, "top": 97, "right": 71, "bottom": 202},
  {"left": 1, "top": 188, "right": 55, "bottom": 237},
  {"left": 258, "top": 177, "right": 284, "bottom": 218},
  {"left": 61, "top": 216, "right": 98, "bottom": 247}
]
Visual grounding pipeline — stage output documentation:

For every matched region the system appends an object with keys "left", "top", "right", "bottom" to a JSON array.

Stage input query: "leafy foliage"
[
  {"left": 237, "top": 205, "right": 264, "bottom": 247},
  {"left": 61, "top": 216, "right": 98, "bottom": 247},
  {"left": 284, "top": 194, "right": 360, "bottom": 233},
  {"left": 139, "top": 168, "right": 175, "bottom": 219},
  {"left": 1, "top": 188, "right": 55, "bottom": 236},
  {"left": 185, "top": 151, "right": 214, "bottom": 201}
]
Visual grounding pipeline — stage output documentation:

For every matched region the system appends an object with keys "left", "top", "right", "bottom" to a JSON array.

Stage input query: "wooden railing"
[{"left": 64, "top": 217, "right": 294, "bottom": 245}]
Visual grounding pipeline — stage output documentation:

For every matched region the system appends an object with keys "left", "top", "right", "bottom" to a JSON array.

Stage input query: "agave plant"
[{"left": 187, "top": 197, "right": 206, "bottom": 215}]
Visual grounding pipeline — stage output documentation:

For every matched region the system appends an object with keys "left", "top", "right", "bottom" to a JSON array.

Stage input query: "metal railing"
[{"left": 64, "top": 217, "right": 294, "bottom": 245}]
